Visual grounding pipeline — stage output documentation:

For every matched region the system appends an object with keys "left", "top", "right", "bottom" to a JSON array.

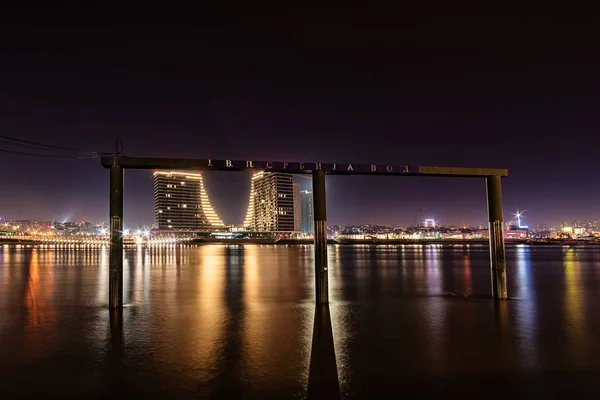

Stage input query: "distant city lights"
[{"left": 3, "top": 213, "right": 600, "bottom": 244}]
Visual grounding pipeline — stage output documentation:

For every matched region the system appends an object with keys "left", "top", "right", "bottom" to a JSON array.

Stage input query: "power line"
[
  {"left": 0, "top": 134, "right": 97, "bottom": 154},
  {"left": 0, "top": 139, "right": 85, "bottom": 154},
  {"left": 0, "top": 148, "right": 95, "bottom": 158},
  {"left": 0, "top": 134, "right": 112, "bottom": 156}
]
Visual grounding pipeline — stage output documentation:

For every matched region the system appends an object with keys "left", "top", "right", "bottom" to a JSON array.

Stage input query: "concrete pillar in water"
[
  {"left": 486, "top": 175, "right": 508, "bottom": 299},
  {"left": 109, "top": 159, "right": 124, "bottom": 308},
  {"left": 312, "top": 169, "right": 329, "bottom": 304}
]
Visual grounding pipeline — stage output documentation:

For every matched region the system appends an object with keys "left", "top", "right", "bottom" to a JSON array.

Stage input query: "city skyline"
[
  {"left": 1, "top": 15, "right": 600, "bottom": 228},
  {"left": 2, "top": 185, "right": 587, "bottom": 232},
  {"left": 0, "top": 163, "right": 590, "bottom": 228},
  {"left": 3, "top": 213, "right": 598, "bottom": 241}
]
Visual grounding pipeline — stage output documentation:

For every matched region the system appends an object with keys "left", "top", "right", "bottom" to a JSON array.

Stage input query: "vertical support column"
[
  {"left": 312, "top": 170, "right": 329, "bottom": 304},
  {"left": 486, "top": 176, "right": 508, "bottom": 299},
  {"left": 109, "top": 158, "right": 124, "bottom": 308}
]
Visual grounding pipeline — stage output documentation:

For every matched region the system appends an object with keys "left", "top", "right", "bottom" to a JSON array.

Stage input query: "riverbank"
[{"left": 3, "top": 237, "right": 599, "bottom": 246}]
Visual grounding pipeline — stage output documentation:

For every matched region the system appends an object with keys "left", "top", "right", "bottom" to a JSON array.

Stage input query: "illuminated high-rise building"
[
  {"left": 300, "top": 190, "right": 314, "bottom": 234},
  {"left": 248, "top": 172, "right": 295, "bottom": 232},
  {"left": 293, "top": 184, "right": 301, "bottom": 232},
  {"left": 423, "top": 218, "right": 436, "bottom": 228},
  {"left": 153, "top": 171, "right": 224, "bottom": 230},
  {"left": 242, "top": 176, "right": 256, "bottom": 228}
]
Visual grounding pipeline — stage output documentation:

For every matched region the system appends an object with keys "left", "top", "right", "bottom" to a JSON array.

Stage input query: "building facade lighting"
[{"left": 153, "top": 170, "right": 224, "bottom": 231}]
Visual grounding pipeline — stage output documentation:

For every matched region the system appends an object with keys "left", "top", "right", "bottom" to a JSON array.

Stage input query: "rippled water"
[{"left": 1, "top": 244, "right": 600, "bottom": 398}]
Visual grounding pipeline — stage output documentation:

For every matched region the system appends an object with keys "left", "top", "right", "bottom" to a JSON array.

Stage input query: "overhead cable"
[
  {"left": 0, "top": 134, "right": 112, "bottom": 156},
  {"left": 0, "top": 148, "right": 95, "bottom": 158}
]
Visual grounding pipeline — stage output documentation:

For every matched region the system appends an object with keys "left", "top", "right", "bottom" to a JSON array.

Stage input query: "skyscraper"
[
  {"left": 242, "top": 176, "right": 255, "bottom": 228},
  {"left": 153, "top": 171, "right": 224, "bottom": 230},
  {"left": 248, "top": 171, "right": 295, "bottom": 232},
  {"left": 293, "top": 183, "right": 301, "bottom": 232},
  {"left": 300, "top": 190, "right": 314, "bottom": 234}
]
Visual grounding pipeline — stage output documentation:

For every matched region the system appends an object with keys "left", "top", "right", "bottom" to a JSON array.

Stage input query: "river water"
[{"left": 1, "top": 244, "right": 600, "bottom": 398}]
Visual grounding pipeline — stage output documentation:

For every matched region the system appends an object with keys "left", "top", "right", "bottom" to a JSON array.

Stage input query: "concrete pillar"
[
  {"left": 312, "top": 170, "right": 329, "bottom": 304},
  {"left": 109, "top": 159, "right": 124, "bottom": 308},
  {"left": 486, "top": 176, "right": 508, "bottom": 299}
]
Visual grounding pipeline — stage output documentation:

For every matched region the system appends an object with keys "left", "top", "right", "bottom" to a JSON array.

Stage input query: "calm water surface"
[{"left": 1, "top": 244, "right": 600, "bottom": 398}]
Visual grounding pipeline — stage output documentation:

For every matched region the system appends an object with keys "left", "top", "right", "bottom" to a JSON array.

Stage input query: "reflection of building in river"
[
  {"left": 150, "top": 245, "right": 227, "bottom": 376},
  {"left": 463, "top": 253, "right": 472, "bottom": 294},
  {"left": 242, "top": 245, "right": 312, "bottom": 386},
  {"left": 25, "top": 250, "right": 41, "bottom": 325},
  {"left": 513, "top": 245, "right": 539, "bottom": 369},
  {"left": 424, "top": 245, "right": 442, "bottom": 295},
  {"left": 23, "top": 249, "right": 55, "bottom": 359},
  {"left": 563, "top": 248, "right": 587, "bottom": 366}
]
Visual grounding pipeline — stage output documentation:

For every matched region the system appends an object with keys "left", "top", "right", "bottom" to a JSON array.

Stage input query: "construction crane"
[{"left": 412, "top": 208, "right": 423, "bottom": 228}]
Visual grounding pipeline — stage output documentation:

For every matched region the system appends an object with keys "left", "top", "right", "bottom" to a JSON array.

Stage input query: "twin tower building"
[{"left": 153, "top": 171, "right": 314, "bottom": 234}]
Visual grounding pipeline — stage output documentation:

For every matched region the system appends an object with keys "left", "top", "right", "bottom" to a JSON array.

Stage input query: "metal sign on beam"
[{"left": 101, "top": 157, "right": 507, "bottom": 178}]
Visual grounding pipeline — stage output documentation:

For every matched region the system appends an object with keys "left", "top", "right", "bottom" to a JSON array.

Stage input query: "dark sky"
[{"left": 1, "top": 10, "right": 599, "bottom": 228}]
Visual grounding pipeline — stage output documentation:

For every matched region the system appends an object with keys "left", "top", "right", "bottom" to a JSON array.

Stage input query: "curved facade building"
[
  {"left": 245, "top": 171, "right": 295, "bottom": 232},
  {"left": 153, "top": 171, "right": 224, "bottom": 231},
  {"left": 243, "top": 176, "right": 255, "bottom": 228}
]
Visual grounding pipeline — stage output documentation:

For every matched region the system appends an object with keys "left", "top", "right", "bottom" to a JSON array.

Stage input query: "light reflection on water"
[
  {"left": 563, "top": 248, "right": 587, "bottom": 367},
  {"left": 513, "top": 245, "right": 539, "bottom": 369},
  {"left": 1, "top": 244, "right": 600, "bottom": 398}
]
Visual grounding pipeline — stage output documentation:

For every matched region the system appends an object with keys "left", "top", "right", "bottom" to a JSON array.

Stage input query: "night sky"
[{"left": 1, "top": 11, "right": 599, "bottom": 228}]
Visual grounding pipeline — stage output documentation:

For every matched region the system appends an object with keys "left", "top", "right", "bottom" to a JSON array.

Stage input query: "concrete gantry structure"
[{"left": 102, "top": 156, "right": 509, "bottom": 308}]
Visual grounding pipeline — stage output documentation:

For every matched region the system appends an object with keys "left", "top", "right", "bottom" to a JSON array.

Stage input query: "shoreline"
[{"left": 1, "top": 238, "right": 598, "bottom": 246}]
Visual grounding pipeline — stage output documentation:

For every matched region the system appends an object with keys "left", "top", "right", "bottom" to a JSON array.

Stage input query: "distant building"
[
  {"left": 248, "top": 172, "right": 295, "bottom": 232},
  {"left": 153, "top": 171, "right": 224, "bottom": 230},
  {"left": 293, "top": 184, "right": 301, "bottom": 232},
  {"left": 536, "top": 223, "right": 548, "bottom": 231},
  {"left": 504, "top": 229, "right": 528, "bottom": 239},
  {"left": 300, "top": 190, "right": 314, "bottom": 234},
  {"left": 423, "top": 218, "right": 436, "bottom": 228}
]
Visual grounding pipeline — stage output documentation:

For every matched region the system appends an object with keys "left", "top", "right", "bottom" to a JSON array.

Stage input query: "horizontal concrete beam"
[{"left": 101, "top": 157, "right": 508, "bottom": 177}]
